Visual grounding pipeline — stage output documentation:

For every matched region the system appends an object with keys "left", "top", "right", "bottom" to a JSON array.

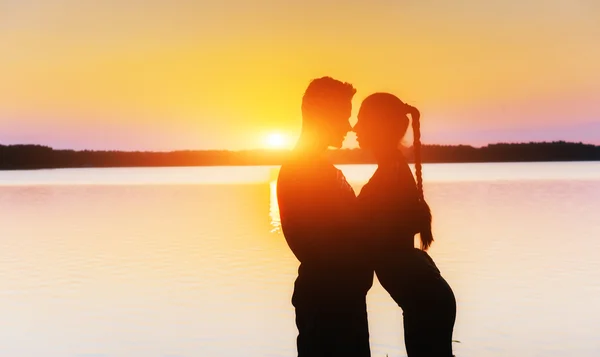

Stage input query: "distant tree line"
[{"left": 1, "top": 141, "right": 599, "bottom": 170}]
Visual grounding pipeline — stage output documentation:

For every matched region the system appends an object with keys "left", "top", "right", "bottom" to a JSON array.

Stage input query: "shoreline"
[
  {"left": 1, "top": 159, "right": 600, "bottom": 172},
  {"left": 2, "top": 141, "right": 599, "bottom": 170}
]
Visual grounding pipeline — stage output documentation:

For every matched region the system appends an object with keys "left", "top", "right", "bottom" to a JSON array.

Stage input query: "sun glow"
[{"left": 265, "top": 133, "right": 288, "bottom": 149}]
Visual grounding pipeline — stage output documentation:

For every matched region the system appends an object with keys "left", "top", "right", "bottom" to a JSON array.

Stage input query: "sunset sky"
[{"left": 1, "top": 0, "right": 599, "bottom": 151}]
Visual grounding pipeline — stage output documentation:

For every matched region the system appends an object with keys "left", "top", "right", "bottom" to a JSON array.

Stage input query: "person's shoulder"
[
  {"left": 358, "top": 153, "right": 414, "bottom": 197},
  {"left": 281, "top": 151, "right": 336, "bottom": 172},
  {"left": 395, "top": 153, "right": 416, "bottom": 182},
  {"left": 358, "top": 167, "right": 385, "bottom": 199},
  {"left": 278, "top": 151, "right": 336, "bottom": 186},
  {"left": 279, "top": 150, "right": 310, "bottom": 172}
]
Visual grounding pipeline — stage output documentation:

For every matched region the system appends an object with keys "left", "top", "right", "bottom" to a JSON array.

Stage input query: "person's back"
[{"left": 277, "top": 77, "right": 373, "bottom": 357}]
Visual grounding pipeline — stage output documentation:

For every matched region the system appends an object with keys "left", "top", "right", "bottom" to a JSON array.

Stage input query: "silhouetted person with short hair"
[
  {"left": 277, "top": 77, "right": 373, "bottom": 357},
  {"left": 354, "top": 93, "right": 456, "bottom": 357}
]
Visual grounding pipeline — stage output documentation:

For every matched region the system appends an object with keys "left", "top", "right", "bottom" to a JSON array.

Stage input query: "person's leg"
[
  {"left": 402, "top": 274, "right": 456, "bottom": 357},
  {"left": 295, "top": 304, "right": 371, "bottom": 357},
  {"left": 295, "top": 307, "right": 318, "bottom": 357},
  {"left": 377, "top": 249, "right": 456, "bottom": 357},
  {"left": 338, "top": 306, "right": 371, "bottom": 357}
]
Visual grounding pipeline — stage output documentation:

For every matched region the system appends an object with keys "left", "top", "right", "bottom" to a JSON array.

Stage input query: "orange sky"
[{"left": 1, "top": 0, "right": 599, "bottom": 150}]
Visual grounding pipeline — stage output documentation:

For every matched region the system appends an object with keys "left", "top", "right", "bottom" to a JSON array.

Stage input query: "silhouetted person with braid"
[
  {"left": 277, "top": 77, "right": 373, "bottom": 357},
  {"left": 354, "top": 93, "right": 457, "bottom": 357}
]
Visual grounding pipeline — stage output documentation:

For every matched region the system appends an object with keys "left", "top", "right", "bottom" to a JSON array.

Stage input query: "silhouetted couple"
[{"left": 277, "top": 77, "right": 456, "bottom": 357}]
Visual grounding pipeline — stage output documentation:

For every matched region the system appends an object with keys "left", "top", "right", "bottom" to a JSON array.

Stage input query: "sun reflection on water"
[{"left": 269, "top": 180, "right": 281, "bottom": 233}]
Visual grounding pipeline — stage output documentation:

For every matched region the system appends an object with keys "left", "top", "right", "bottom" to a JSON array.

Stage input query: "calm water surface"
[{"left": 1, "top": 162, "right": 600, "bottom": 357}]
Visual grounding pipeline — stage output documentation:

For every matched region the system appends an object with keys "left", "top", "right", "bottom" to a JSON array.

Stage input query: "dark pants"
[
  {"left": 295, "top": 303, "right": 371, "bottom": 357},
  {"left": 376, "top": 248, "right": 456, "bottom": 357}
]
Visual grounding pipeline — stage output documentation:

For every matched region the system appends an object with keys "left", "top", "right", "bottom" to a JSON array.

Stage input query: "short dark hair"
[{"left": 301, "top": 77, "right": 356, "bottom": 121}]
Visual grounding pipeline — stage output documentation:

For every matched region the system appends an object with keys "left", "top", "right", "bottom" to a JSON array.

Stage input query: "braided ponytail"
[{"left": 409, "top": 107, "right": 434, "bottom": 250}]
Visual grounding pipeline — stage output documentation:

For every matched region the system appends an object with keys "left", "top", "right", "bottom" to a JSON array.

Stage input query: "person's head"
[
  {"left": 353, "top": 92, "right": 411, "bottom": 155},
  {"left": 300, "top": 77, "right": 356, "bottom": 149},
  {"left": 354, "top": 92, "right": 434, "bottom": 250}
]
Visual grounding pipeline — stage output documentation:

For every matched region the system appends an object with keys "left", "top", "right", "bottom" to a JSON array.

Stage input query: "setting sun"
[{"left": 265, "top": 133, "right": 288, "bottom": 149}]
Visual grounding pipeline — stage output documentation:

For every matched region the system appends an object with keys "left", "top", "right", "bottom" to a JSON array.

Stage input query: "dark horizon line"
[
  {"left": 2, "top": 141, "right": 600, "bottom": 171},
  {"left": 2, "top": 140, "right": 599, "bottom": 153}
]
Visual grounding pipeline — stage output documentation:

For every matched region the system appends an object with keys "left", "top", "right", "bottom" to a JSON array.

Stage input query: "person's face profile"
[
  {"left": 325, "top": 100, "right": 352, "bottom": 148},
  {"left": 352, "top": 113, "right": 369, "bottom": 149}
]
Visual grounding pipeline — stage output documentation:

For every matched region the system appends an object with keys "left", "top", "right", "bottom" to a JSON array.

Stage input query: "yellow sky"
[{"left": 1, "top": 0, "right": 599, "bottom": 150}]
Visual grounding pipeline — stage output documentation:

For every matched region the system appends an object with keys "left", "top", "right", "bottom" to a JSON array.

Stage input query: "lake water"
[{"left": 1, "top": 162, "right": 600, "bottom": 357}]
